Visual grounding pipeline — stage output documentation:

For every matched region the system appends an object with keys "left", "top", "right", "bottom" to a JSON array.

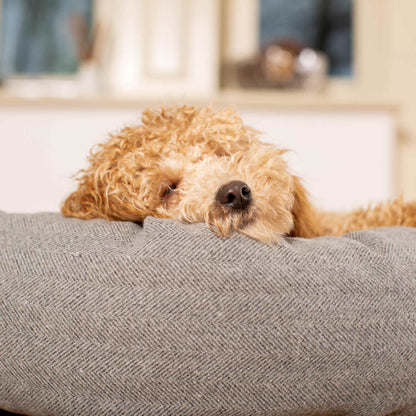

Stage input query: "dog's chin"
[
  {"left": 205, "top": 206, "right": 255, "bottom": 238},
  {"left": 238, "top": 221, "right": 286, "bottom": 243},
  {"left": 205, "top": 204, "right": 294, "bottom": 243}
]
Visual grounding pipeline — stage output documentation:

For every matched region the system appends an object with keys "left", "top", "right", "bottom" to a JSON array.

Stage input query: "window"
[
  {"left": 0, "top": 0, "right": 93, "bottom": 78},
  {"left": 260, "top": 0, "right": 353, "bottom": 76}
]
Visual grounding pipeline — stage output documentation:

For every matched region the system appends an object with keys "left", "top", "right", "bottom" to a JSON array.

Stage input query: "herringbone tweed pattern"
[{"left": 0, "top": 213, "right": 416, "bottom": 416}]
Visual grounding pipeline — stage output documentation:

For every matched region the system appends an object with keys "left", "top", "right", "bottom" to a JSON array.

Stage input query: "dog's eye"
[{"left": 162, "top": 183, "right": 178, "bottom": 197}]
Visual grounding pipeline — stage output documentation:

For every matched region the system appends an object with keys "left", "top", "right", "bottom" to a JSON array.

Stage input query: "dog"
[{"left": 62, "top": 105, "right": 416, "bottom": 243}]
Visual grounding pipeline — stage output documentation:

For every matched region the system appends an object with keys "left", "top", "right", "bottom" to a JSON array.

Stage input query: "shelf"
[
  {"left": 0, "top": 89, "right": 397, "bottom": 112},
  {"left": 217, "top": 89, "right": 397, "bottom": 111}
]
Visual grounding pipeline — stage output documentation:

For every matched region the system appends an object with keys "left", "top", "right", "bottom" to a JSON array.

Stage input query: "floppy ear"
[
  {"left": 61, "top": 161, "right": 148, "bottom": 222},
  {"left": 289, "top": 176, "right": 321, "bottom": 238},
  {"left": 61, "top": 176, "right": 106, "bottom": 220},
  {"left": 61, "top": 155, "right": 119, "bottom": 220},
  {"left": 62, "top": 126, "right": 150, "bottom": 222}
]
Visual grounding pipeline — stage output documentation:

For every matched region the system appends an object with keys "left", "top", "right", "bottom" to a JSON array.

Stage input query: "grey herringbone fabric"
[{"left": 1, "top": 212, "right": 416, "bottom": 416}]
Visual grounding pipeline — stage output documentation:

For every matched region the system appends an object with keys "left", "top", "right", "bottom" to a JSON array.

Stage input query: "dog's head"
[{"left": 62, "top": 106, "right": 319, "bottom": 242}]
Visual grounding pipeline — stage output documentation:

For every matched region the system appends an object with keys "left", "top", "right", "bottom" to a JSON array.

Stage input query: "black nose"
[{"left": 215, "top": 181, "right": 251, "bottom": 210}]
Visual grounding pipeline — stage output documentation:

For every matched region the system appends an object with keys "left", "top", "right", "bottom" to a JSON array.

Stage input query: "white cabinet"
[
  {"left": 0, "top": 104, "right": 395, "bottom": 213},
  {"left": 241, "top": 109, "right": 395, "bottom": 211}
]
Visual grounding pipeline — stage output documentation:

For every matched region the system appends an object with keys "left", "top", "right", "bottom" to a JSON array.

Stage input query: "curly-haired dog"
[{"left": 62, "top": 106, "right": 416, "bottom": 243}]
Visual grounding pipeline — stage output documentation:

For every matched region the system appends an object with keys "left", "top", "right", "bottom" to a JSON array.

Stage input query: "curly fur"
[{"left": 62, "top": 105, "right": 416, "bottom": 243}]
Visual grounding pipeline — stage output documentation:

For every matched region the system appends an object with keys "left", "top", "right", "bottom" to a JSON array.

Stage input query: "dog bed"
[{"left": 1, "top": 212, "right": 416, "bottom": 416}]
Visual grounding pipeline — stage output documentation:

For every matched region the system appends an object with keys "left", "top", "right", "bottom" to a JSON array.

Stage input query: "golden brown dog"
[{"left": 62, "top": 105, "right": 416, "bottom": 243}]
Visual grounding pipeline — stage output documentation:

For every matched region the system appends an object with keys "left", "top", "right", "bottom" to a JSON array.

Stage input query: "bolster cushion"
[{"left": 1, "top": 212, "right": 416, "bottom": 416}]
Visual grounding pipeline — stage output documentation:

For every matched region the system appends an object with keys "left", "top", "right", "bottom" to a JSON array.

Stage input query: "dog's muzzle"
[{"left": 215, "top": 181, "right": 251, "bottom": 210}]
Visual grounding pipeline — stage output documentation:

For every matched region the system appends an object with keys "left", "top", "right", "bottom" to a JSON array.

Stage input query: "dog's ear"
[
  {"left": 289, "top": 176, "right": 320, "bottom": 238},
  {"left": 61, "top": 163, "right": 148, "bottom": 222},
  {"left": 61, "top": 158, "right": 119, "bottom": 220},
  {"left": 61, "top": 178, "right": 105, "bottom": 220},
  {"left": 62, "top": 126, "right": 151, "bottom": 221}
]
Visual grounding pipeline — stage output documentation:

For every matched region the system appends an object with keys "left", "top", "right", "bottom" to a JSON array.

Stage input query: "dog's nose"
[{"left": 215, "top": 181, "right": 251, "bottom": 209}]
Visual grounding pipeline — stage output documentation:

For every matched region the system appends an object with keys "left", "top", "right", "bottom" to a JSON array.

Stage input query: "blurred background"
[{"left": 0, "top": 0, "right": 414, "bottom": 213}]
